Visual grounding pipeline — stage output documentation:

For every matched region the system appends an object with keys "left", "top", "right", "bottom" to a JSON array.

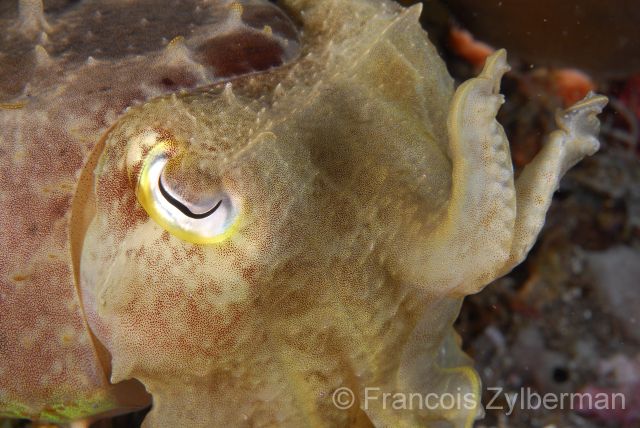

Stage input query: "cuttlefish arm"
[
  {"left": 504, "top": 92, "right": 608, "bottom": 271},
  {"left": 408, "top": 50, "right": 515, "bottom": 295},
  {"left": 409, "top": 50, "right": 606, "bottom": 296}
]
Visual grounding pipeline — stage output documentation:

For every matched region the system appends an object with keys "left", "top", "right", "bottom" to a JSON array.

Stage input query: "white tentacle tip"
[
  {"left": 556, "top": 92, "right": 609, "bottom": 139},
  {"left": 480, "top": 49, "right": 510, "bottom": 93}
]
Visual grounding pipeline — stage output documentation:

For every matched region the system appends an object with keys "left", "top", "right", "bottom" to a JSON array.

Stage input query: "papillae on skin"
[{"left": 0, "top": 0, "right": 607, "bottom": 426}]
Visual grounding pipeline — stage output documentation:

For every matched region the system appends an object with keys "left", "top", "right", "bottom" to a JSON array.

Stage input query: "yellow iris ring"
[{"left": 135, "top": 142, "right": 240, "bottom": 245}]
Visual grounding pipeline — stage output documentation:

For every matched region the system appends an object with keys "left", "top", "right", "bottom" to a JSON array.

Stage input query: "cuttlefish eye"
[{"left": 135, "top": 144, "right": 238, "bottom": 244}]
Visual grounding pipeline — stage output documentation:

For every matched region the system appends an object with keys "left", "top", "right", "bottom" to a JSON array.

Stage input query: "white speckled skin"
[{"left": 0, "top": 0, "right": 606, "bottom": 426}]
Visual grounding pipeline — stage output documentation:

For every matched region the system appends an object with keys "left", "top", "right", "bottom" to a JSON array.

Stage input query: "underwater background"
[{"left": 408, "top": 0, "right": 640, "bottom": 427}]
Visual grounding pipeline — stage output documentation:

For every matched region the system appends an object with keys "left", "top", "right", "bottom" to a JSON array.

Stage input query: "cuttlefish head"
[
  {"left": 77, "top": 0, "right": 469, "bottom": 425},
  {"left": 80, "top": 80, "right": 313, "bottom": 372},
  {"left": 78, "top": 38, "right": 449, "bottom": 422}
]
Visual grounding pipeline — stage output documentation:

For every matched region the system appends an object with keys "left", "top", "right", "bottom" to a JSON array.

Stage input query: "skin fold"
[{"left": 0, "top": 0, "right": 606, "bottom": 426}]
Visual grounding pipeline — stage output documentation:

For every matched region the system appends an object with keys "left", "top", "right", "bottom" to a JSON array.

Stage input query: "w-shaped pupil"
[{"left": 158, "top": 176, "right": 222, "bottom": 219}]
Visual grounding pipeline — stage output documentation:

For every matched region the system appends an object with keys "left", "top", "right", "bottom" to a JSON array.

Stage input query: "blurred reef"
[{"left": 404, "top": 0, "right": 640, "bottom": 426}]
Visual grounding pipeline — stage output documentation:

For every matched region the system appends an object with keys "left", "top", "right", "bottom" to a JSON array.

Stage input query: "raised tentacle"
[
  {"left": 412, "top": 50, "right": 517, "bottom": 296},
  {"left": 500, "top": 92, "right": 608, "bottom": 273}
]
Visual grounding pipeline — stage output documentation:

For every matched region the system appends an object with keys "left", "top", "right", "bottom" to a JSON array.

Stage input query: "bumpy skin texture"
[
  {"left": 0, "top": 0, "right": 607, "bottom": 426},
  {"left": 0, "top": 0, "right": 298, "bottom": 422}
]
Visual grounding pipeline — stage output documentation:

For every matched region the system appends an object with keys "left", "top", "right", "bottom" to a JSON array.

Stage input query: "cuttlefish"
[{"left": 0, "top": 0, "right": 607, "bottom": 426}]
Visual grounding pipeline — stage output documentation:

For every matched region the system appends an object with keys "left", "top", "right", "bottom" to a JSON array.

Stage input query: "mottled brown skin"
[
  {"left": 0, "top": 0, "right": 298, "bottom": 422},
  {"left": 1, "top": 0, "right": 606, "bottom": 427}
]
